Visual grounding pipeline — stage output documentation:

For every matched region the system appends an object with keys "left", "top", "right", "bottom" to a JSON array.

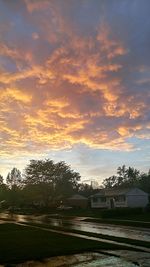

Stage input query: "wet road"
[
  {"left": 48, "top": 218, "right": 150, "bottom": 242},
  {"left": 1, "top": 213, "right": 150, "bottom": 266},
  {"left": 14, "top": 252, "right": 141, "bottom": 267},
  {"left": 0, "top": 212, "right": 150, "bottom": 242}
]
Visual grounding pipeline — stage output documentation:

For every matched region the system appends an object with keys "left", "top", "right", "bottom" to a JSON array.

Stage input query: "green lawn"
[{"left": 0, "top": 223, "right": 131, "bottom": 265}]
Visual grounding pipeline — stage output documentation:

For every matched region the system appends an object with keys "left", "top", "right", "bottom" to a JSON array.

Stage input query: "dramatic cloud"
[{"left": 0, "top": 0, "right": 150, "bottom": 179}]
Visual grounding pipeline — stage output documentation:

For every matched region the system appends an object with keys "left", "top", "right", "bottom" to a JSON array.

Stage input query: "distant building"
[
  {"left": 90, "top": 187, "right": 149, "bottom": 209},
  {"left": 67, "top": 194, "right": 88, "bottom": 209}
]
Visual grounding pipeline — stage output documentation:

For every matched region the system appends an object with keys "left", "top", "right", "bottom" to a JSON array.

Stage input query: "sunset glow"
[{"left": 0, "top": 0, "right": 150, "bottom": 182}]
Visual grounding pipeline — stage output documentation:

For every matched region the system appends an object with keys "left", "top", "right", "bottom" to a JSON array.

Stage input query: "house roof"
[
  {"left": 68, "top": 194, "right": 88, "bottom": 200},
  {"left": 104, "top": 187, "right": 132, "bottom": 196},
  {"left": 91, "top": 187, "right": 144, "bottom": 197}
]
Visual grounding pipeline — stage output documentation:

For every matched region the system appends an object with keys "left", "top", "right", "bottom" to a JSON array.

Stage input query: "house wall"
[
  {"left": 126, "top": 188, "right": 149, "bottom": 208},
  {"left": 91, "top": 197, "right": 108, "bottom": 208},
  {"left": 114, "top": 201, "right": 127, "bottom": 208},
  {"left": 91, "top": 198, "right": 127, "bottom": 208},
  {"left": 91, "top": 188, "right": 149, "bottom": 209},
  {"left": 126, "top": 195, "right": 149, "bottom": 207},
  {"left": 91, "top": 198, "right": 128, "bottom": 209},
  {"left": 109, "top": 198, "right": 127, "bottom": 208},
  {"left": 91, "top": 201, "right": 108, "bottom": 208}
]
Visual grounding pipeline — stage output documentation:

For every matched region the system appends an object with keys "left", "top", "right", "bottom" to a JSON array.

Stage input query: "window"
[
  {"left": 92, "top": 196, "right": 106, "bottom": 203},
  {"left": 114, "top": 195, "right": 126, "bottom": 202},
  {"left": 100, "top": 197, "right": 106, "bottom": 202},
  {"left": 92, "top": 197, "right": 98, "bottom": 203}
]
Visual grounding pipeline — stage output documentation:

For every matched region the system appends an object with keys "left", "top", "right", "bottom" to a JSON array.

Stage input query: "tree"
[
  {"left": 6, "top": 168, "right": 22, "bottom": 189},
  {"left": 23, "top": 159, "right": 81, "bottom": 206},
  {"left": 53, "top": 161, "right": 80, "bottom": 198},
  {"left": 102, "top": 165, "right": 140, "bottom": 189},
  {"left": 139, "top": 170, "right": 150, "bottom": 193},
  {"left": 24, "top": 159, "right": 55, "bottom": 185},
  {"left": 22, "top": 183, "right": 54, "bottom": 208},
  {"left": 116, "top": 165, "right": 127, "bottom": 186},
  {"left": 0, "top": 174, "right": 8, "bottom": 204},
  {"left": 102, "top": 175, "right": 118, "bottom": 188},
  {"left": 0, "top": 174, "right": 9, "bottom": 207},
  {"left": 77, "top": 183, "right": 96, "bottom": 197},
  {"left": 6, "top": 168, "right": 23, "bottom": 207},
  {"left": 126, "top": 167, "right": 140, "bottom": 185},
  {"left": 0, "top": 175, "right": 3, "bottom": 185}
]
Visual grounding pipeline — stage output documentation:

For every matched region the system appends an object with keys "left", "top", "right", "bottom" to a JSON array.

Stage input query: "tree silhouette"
[
  {"left": 6, "top": 168, "right": 22, "bottom": 189},
  {"left": 0, "top": 175, "right": 3, "bottom": 185},
  {"left": 102, "top": 165, "right": 140, "bottom": 189},
  {"left": 23, "top": 159, "right": 80, "bottom": 206}
]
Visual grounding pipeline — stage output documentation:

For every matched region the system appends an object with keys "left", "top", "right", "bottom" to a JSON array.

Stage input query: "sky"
[{"left": 0, "top": 0, "right": 150, "bottom": 184}]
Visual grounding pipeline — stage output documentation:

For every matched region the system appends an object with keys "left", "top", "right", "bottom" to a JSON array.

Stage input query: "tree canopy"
[
  {"left": 1, "top": 161, "right": 150, "bottom": 210},
  {"left": 103, "top": 165, "right": 144, "bottom": 191},
  {"left": 23, "top": 159, "right": 81, "bottom": 205},
  {"left": 6, "top": 168, "right": 22, "bottom": 189}
]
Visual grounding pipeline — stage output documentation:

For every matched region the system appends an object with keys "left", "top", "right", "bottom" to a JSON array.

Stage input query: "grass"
[{"left": 0, "top": 223, "right": 135, "bottom": 265}]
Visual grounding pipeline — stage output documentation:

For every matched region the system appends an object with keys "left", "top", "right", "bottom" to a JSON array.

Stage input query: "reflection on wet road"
[
  {"left": 1, "top": 213, "right": 150, "bottom": 242},
  {"left": 1, "top": 214, "right": 150, "bottom": 266},
  {"left": 48, "top": 218, "right": 150, "bottom": 242}
]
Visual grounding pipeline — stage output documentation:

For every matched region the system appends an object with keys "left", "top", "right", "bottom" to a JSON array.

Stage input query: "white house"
[{"left": 90, "top": 187, "right": 149, "bottom": 209}]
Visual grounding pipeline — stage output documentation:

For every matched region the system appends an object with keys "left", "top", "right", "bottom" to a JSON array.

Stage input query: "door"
[{"left": 110, "top": 198, "right": 115, "bottom": 209}]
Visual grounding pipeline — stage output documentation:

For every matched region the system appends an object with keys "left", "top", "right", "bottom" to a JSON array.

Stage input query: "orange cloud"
[
  {"left": 24, "top": 0, "right": 50, "bottom": 13},
  {"left": 97, "top": 22, "right": 128, "bottom": 59},
  {"left": 0, "top": 88, "right": 32, "bottom": 103},
  {"left": 0, "top": 65, "right": 54, "bottom": 85},
  {"left": 0, "top": 4, "right": 149, "bottom": 163}
]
